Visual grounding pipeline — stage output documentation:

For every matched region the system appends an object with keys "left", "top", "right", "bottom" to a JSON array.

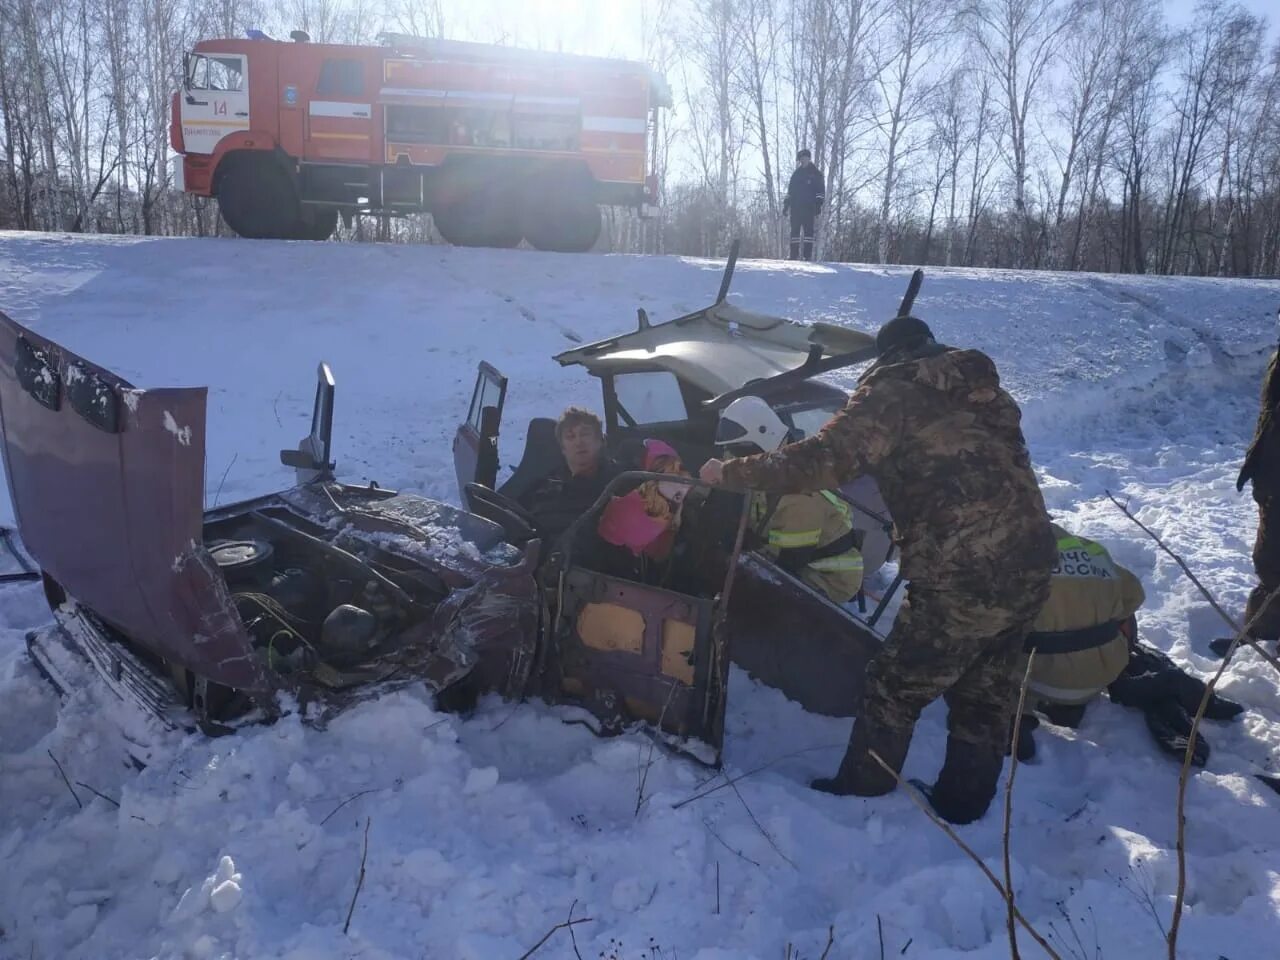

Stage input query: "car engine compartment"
[{"left": 202, "top": 505, "right": 446, "bottom": 683}]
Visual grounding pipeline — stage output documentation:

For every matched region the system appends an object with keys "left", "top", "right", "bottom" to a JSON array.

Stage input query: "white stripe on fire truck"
[
  {"left": 309, "top": 101, "right": 373, "bottom": 119},
  {"left": 581, "top": 116, "right": 647, "bottom": 134},
  {"left": 379, "top": 87, "right": 448, "bottom": 99}
]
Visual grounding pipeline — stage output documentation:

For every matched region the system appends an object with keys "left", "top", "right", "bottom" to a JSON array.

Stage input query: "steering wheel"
[{"left": 464, "top": 483, "right": 541, "bottom": 545}]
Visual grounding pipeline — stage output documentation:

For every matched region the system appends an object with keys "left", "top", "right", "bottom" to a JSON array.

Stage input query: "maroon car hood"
[{"left": 0, "top": 311, "right": 268, "bottom": 693}]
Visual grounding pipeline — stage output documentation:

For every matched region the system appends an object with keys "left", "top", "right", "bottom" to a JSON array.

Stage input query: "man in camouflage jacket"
[
  {"left": 1214, "top": 332, "right": 1280, "bottom": 657},
  {"left": 701, "top": 315, "right": 1056, "bottom": 824}
]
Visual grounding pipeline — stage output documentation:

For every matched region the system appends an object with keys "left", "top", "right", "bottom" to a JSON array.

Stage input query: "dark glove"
[
  {"left": 782, "top": 199, "right": 790, "bottom": 216},
  {"left": 1143, "top": 699, "right": 1209, "bottom": 767}
]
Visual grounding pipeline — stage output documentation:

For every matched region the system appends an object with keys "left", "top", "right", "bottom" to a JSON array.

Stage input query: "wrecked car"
[
  {"left": 454, "top": 244, "right": 916, "bottom": 719},
  {"left": 1, "top": 312, "right": 742, "bottom": 766}
]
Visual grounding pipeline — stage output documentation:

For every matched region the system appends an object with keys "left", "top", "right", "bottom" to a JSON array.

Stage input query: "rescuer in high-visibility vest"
[
  {"left": 1015, "top": 523, "right": 1244, "bottom": 765},
  {"left": 714, "top": 396, "right": 863, "bottom": 603}
]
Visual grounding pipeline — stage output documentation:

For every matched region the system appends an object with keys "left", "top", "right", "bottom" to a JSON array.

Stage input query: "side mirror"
[{"left": 280, "top": 362, "right": 336, "bottom": 483}]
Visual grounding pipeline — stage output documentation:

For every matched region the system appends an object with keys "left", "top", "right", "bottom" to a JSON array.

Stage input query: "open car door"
[
  {"left": 280, "top": 362, "right": 336, "bottom": 483},
  {"left": 453, "top": 362, "right": 507, "bottom": 500},
  {"left": 546, "top": 472, "right": 740, "bottom": 765}
]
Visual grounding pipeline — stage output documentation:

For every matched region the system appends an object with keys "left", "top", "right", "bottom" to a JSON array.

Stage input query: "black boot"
[
  {"left": 1007, "top": 712, "right": 1038, "bottom": 761},
  {"left": 1209, "top": 636, "right": 1235, "bottom": 658},
  {"left": 1255, "top": 773, "right": 1280, "bottom": 796},
  {"left": 1039, "top": 701, "right": 1088, "bottom": 729},
  {"left": 811, "top": 720, "right": 912, "bottom": 797},
  {"left": 1168, "top": 668, "right": 1245, "bottom": 721},
  {"left": 924, "top": 737, "right": 1005, "bottom": 825},
  {"left": 1143, "top": 699, "right": 1209, "bottom": 767},
  {"left": 1210, "top": 635, "right": 1277, "bottom": 659}
]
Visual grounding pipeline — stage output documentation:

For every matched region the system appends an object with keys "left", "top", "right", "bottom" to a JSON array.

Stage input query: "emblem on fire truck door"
[{"left": 285, "top": 85, "right": 298, "bottom": 106}]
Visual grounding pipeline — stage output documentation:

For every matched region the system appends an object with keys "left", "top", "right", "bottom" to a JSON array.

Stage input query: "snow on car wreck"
[
  {"left": 0, "top": 310, "right": 740, "bottom": 767},
  {"left": 0, "top": 312, "right": 543, "bottom": 752}
]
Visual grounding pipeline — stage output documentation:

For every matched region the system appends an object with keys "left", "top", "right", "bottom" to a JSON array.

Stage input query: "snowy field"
[{"left": 1, "top": 231, "right": 1279, "bottom": 959}]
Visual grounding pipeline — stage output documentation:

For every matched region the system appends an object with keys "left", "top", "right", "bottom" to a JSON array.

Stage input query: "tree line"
[{"left": 1, "top": 0, "right": 1277, "bottom": 276}]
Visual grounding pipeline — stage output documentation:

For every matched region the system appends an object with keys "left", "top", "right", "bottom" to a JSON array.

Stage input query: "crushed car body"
[
  {"left": 0, "top": 310, "right": 739, "bottom": 765},
  {"left": 455, "top": 244, "right": 914, "bottom": 719}
]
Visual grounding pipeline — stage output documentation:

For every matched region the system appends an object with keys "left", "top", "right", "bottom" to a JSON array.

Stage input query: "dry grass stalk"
[{"left": 1004, "top": 652, "right": 1037, "bottom": 960}]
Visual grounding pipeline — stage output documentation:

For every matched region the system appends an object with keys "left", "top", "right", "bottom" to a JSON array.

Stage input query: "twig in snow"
[
  {"left": 1106, "top": 491, "right": 1280, "bottom": 675},
  {"left": 867, "top": 750, "right": 1063, "bottom": 960},
  {"left": 514, "top": 900, "right": 594, "bottom": 960},
  {"left": 703, "top": 818, "right": 762, "bottom": 868},
  {"left": 566, "top": 900, "right": 585, "bottom": 960},
  {"left": 715, "top": 861, "right": 720, "bottom": 915},
  {"left": 877, "top": 915, "right": 885, "bottom": 960},
  {"left": 671, "top": 743, "right": 844, "bottom": 810},
  {"left": 1109, "top": 863, "right": 1166, "bottom": 939},
  {"left": 1168, "top": 583, "right": 1280, "bottom": 960},
  {"left": 321, "top": 788, "right": 380, "bottom": 826},
  {"left": 818, "top": 925, "right": 835, "bottom": 960},
  {"left": 724, "top": 771, "right": 796, "bottom": 869},
  {"left": 48, "top": 751, "right": 81, "bottom": 810},
  {"left": 900, "top": 938, "right": 912, "bottom": 955},
  {"left": 636, "top": 680, "right": 679, "bottom": 817},
  {"left": 1004, "top": 652, "right": 1036, "bottom": 960},
  {"left": 212, "top": 452, "right": 238, "bottom": 508},
  {"left": 75, "top": 781, "right": 120, "bottom": 808},
  {"left": 272, "top": 391, "right": 283, "bottom": 428},
  {"left": 342, "top": 818, "right": 371, "bottom": 935}
]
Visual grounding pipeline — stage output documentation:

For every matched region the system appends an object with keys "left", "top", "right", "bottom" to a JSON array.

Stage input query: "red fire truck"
[{"left": 170, "top": 31, "right": 670, "bottom": 250}]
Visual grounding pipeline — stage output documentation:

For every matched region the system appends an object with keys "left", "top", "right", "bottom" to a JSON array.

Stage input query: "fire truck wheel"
[
  {"left": 216, "top": 154, "right": 302, "bottom": 240},
  {"left": 522, "top": 191, "right": 601, "bottom": 253},
  {"left": 433, "top": 197, "right": 522, "bottom": 249},
  {"left": 292, "top": 208, "right": 337, "bottom": 241}
]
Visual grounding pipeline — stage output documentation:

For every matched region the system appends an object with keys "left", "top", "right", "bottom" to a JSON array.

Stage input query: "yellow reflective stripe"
[
  {"left": 809, "top": 551, "right": 864, "bottom": 572},
  {"left": 819, "top": 490, "right": 851, "bottom": 520},
  {"left": 1057, "top": 536, "right": 1106, "bottom": 557},
  {"left": 770, "top": 528, "right": 822, "bottom": 548}
]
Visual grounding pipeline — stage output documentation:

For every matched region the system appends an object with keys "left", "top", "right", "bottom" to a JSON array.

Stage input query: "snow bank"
[{"left": 0, "top": 232, "right": 1278, "bottom": 959}]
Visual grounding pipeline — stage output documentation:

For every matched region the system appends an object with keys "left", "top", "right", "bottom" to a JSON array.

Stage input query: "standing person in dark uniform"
[
  {"left": 783, "top": 149, "right": 825, "bottom": 261},
  {"left": 1214, "top": 323, "right": 1280, "bottom": 657}
]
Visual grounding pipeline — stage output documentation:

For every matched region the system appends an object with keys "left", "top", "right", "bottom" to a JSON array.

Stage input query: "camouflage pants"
[
  {"left": 862, "top": 575, "right": 1052, "bottom": 751},
  {"left": 1246, "top": 491, "right": 1280, "bottom": 642}
]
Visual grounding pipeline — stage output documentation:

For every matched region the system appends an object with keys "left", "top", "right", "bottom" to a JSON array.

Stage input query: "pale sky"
[
  {"left": 442, "top": 0, "right": 648, "bottom": 61},
  {"left": 447, "top": 0, "right": 1275, "bottom": 60}
]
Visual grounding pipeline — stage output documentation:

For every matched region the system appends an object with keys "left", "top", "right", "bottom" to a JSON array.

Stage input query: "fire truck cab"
[{"left": 170, "top": 31, "right": 670, "bottom": 250}]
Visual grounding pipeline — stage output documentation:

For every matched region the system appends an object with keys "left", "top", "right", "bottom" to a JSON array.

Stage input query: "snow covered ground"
[{"left": 0, "top": 231, "right": 1278, "bottom": 960}]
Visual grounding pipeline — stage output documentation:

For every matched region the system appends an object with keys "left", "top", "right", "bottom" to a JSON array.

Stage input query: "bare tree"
[
  {"left": 1157, "top": 0, "right": 1257, "bottom": 274},
  {"left": 870, "top": 0, "right": 952, "bottom": 263},
  {"left": 381, "top": 0, "right": 445, "bottom": 38},
  {"left": 734, "top": 0, "right": 784, "bottom": 252},
  {"left": 962, "top": 0, "right": 1069, "bottom": 266}
]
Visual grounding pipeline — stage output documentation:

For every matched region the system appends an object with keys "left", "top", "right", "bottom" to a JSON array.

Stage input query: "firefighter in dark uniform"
[
  {"left": 783, "top": 149, "right": 825, "bottom": 262},
  {"left": 1214, "top": 326, "right": 1280, "bottom": 657}
]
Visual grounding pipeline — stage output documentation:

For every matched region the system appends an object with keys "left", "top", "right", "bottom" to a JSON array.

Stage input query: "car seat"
[{"left": 497, "top": 417, "right": 562, "bottom": 503}]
